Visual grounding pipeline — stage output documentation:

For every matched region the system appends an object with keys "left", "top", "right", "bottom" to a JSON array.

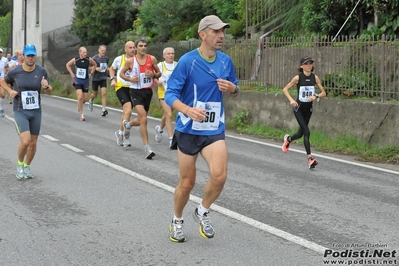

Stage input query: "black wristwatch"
[
  {"left": 110, "top": 77, "right": 115, "bottom": 81},
  {"left": 315, "top": 94, "right": 319, "bottom": 98},
  {"left": 233, "top": 85, "right": 239, "bottom": 94}
]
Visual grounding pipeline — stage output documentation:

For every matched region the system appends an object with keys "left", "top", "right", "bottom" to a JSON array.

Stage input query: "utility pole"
[
  {"left": 24, "top": 0, "right": 27, "bottom": 46},
  {"left": 245, "top": 0, "right": 249, "bottom": 80},
  {"left": 9, "top": 0, "right": 14, "bottom": 53}
]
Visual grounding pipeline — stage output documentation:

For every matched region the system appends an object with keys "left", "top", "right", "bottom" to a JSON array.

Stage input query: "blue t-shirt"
[
  {"left": 5, "top": 64, "right": 49, "bottom": 111},
  {"left": 165, "top": 49, "right": 238, "bottom": 135}
]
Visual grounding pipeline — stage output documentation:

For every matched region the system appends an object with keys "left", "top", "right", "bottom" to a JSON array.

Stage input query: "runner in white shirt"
[
  {"left": 0, "top": 48, "right": 9, "bottom": 113},
  {"left": 154, "top": 47, "right": 177, "bottom": 148}
]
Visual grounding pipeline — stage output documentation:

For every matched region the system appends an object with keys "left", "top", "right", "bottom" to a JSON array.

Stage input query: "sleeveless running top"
[
  {"left": 296, "top": 72, "right": 316, "bottom": 105},
  {"left": 113, "top": 54, "right": 132, "bottom": 91},
  {"left": 74, "top": 57, "right": 91, "bottom": 80},
  {"left": 158, "top": 61, "right": 177, "bottom": 91},
  {"left": 128, "top": 55, "right": 154, "bottom": 89}
]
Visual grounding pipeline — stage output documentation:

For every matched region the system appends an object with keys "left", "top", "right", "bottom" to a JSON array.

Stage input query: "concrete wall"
[
  {"left": 41, "top": 0, "right": 74, "bottom": 34},
  {"left": 224, "top": 92, "right": 399, "bottom": 147}
]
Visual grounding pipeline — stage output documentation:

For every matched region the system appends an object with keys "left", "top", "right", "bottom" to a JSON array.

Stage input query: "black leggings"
[{"left": 291, "top": 104, "right": 313, "bottom": 155}]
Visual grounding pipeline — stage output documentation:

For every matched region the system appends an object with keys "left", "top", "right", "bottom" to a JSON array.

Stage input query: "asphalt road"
[{"left": 0, "top": 95, "right": 398, "bottom": 266}]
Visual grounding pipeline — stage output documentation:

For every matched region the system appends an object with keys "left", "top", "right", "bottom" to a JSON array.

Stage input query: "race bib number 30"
[
  {"left": 192, "top": 101, "right": 221, "bottom": 131},
  {"left": 21, "top": 91, "right": 39, "bottom": 110}
]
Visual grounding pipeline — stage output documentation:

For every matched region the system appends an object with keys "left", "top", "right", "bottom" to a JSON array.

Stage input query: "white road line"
[
  {"left": 3, "top": 114, "right": 15, "bottom": 123},
  {"left": 61, "top": 144, "right": 84, "bottom": 153},
  {"left": 227, "top": 135, "right": 399, "bottom": 175},
  {"left": 41, "top": 135, "right": 59, "bottom": 141},
  {"left": 87, "top": 154, "right": 328, "bottom": 254}
]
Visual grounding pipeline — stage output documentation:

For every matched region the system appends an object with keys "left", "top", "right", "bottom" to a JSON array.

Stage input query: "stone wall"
[{"left": 223, "top": 91, "right": 399, "bottom": 147}]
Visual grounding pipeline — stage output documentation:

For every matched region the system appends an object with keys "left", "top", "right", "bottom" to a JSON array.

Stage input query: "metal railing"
[{"left": 48, "top": 35, "right": 399, "bottom": 102}]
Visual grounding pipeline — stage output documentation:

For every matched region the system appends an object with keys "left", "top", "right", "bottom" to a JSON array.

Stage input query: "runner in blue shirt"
[{"left": 165, "top": 15, "right": 240, "bottom": 243}]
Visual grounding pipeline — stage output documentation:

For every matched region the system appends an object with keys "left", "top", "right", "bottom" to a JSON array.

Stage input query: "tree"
[
  {"left": 240, "top": 0, "right": 399, "bottom": 37},
  {"left": 0, "top": 0, "right": 11, "bottom": 17},
  {"left": 0, "top": 13, "right": 11, "bottom": 47},
  {"left": 71, "top": 0, "right": 134, "bottom": 45},
  {"left": 238, "top": 0, "right": 305, "bottom": 36},
  {"left": 211, "top": 0, "right": 240, "bottom": 21},
  {"left": 302, "top": 0, "right": 399, "bottom": 36},
  {"left": 137, "top": 0, "right": 216, "bottom": 41}
]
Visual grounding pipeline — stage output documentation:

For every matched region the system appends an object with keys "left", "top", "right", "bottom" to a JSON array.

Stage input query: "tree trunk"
[{"left": 374, "top": 1, "right": 380, "bottom": 27}]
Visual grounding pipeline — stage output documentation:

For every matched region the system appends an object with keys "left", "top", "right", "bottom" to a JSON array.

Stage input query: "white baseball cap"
[{"left": 198, "top": 15, "right": 230, "bottom": 33}]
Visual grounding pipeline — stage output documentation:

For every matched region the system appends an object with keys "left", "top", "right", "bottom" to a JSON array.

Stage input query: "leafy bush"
[
  {"left": 229, "top": 19, "right": 245, "bottom": 39},
  {"left": 71, "top": 0, "right": 134, "bottom": 45},
  {"left": 0, "top": 13, "right": 11, "bottom": 48},
  {"left": 231, "top": 108, "right": 250, "bottom": 130}
]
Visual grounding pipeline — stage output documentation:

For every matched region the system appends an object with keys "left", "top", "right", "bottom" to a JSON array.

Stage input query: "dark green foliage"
[
  {"left": 229, "top": 19, "right": 246, "bottom": 39},
  {"left": 171, "top": 23, "right": 193, "bottom": 42},
  {"left": 71, "top": 0, "right": 134, "bottom": 45},
  {"left": 231, "top": 108, "right": 251, "bottom": 130},
  {"left": 0, "top": 0, "right": 10, "bottom": 17},
  {"left": 211, "top": 0, "right": 240, "bottom": 21},
  {"left": 70, "top": 0, "right": 399, "bottom": 44},
  {"left": 302, "top": 0, "right": 399, "bottom": 36},
  {"left": 0, "top": 13, "right": 11, "bottom": 48},
  {"left": 137, "top": 0, "right": 216, "bottom": 41}
]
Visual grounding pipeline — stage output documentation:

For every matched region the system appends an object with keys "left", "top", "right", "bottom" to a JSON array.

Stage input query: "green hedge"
[{"left": 0, "top": 13, "right": 11, "bottom": 48}]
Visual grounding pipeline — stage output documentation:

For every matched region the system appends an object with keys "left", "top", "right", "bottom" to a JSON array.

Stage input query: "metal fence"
[{"left": 48, "top": 35, "right": 399, "bottom": 102}]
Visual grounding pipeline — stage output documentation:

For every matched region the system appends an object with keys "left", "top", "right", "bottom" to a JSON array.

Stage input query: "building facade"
[{"left": 12, "top": 0, "right": 74, "bottom": 57}]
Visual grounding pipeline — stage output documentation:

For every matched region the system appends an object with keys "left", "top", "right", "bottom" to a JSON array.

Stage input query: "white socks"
[
  {"left": 173, "top": 215, "right": 183, "bottom": 222},
  {"left": 173, "top": 203, "right": 209, "bottom": 222},
  {"left": 197, "top": 203, "right": 209, "bottom": 216}
]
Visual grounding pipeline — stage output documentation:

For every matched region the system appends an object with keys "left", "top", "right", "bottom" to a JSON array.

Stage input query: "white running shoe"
[
  {"left": 123, "top": 139, "right": 131, "bottom": 147},
  {"left": 24, "top": 166, "right": 33, "bottom": 179},
  {"left": 193, "top": 208, "right": 215, "bottom": 239},
  {"left": 115, "top": 130, "right": 123, "bottom": 146},
  {"left": 169, "top": 219, "right": 186, "bottom": 243},
  {"left": 145, "top": 148, "right": 155, "bottom": 159},
  {"left": 123, "top": 120, "right": 131, "bottom": 140},
  {"left": 88, "top": 99, "right": 93, "bottom": 111},
  {"left": 16, "top": 165, "right": 24, "bottom": 180},
  {"left": 155, "top": 125, "right": 163, "bottom": 143}
]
